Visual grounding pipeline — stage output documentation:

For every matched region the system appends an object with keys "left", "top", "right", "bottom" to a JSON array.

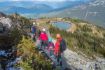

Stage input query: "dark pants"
[
  {"left": 32, "top": 33, "right": 36, "bottom": 41},
  {"left": 56, "top": 53, "right": 62, "bottom": 66},
  {"left": 41, "top": 40, "right": 48, "bottom": 50}
]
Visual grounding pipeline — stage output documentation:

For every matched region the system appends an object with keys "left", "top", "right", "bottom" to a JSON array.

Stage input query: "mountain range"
[
  {"left": 0, "top": 2, "right": 53, "bottom": 14},
  {"left": 39, "top": 0, "right": 105, "bottom": 28},
  {"left": 0, "top": 1, "right": 90, "bottom": 16}
]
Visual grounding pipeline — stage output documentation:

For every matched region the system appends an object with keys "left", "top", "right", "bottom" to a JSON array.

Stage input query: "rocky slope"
[
  {"left": 62, "top": 48, "right": 105, "bottom": 70},
  {"left": 49, "top": 25, "right": 105, "bottom": 70},
  {"left": 47, "top": 17, "right": 105, "bottom": 70},
  {"left": 0, "top": 13, "right": 52, "bottom": 70}
]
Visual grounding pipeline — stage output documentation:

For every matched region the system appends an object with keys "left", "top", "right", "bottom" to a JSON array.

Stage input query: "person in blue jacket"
[{"left": 31, "top": 22, "right": 37, "bottom": 41}]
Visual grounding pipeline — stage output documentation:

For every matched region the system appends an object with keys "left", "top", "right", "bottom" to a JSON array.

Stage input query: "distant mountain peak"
[
  {"left": 89, "top": 0, "right": 105, "bottom": 6},
  {"left": 0, "top": 12, "right": 6, "bottom": 17}
]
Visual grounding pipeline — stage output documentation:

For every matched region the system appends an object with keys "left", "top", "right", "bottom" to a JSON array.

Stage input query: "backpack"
[
  {"left": 60, "top": 39, "right": 66, "bottom": 53},
  {"left": 48, "top": 42, "right": 54, "bottom": 49}
]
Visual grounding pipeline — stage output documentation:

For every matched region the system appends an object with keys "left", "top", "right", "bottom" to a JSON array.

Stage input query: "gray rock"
[
  {"left": 62, "top": 49, "right": 105, "bottom": 70},
  {"left": 0, "top": 17, "right": 12, "bottom": 29}
]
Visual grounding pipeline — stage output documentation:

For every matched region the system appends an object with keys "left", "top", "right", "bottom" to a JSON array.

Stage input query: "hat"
[
  {"left": 33, "top": 22, "right": 36, "bottom": 25},
  {"left": 42, "top": 28, "right": 46, "bottom": 32}
]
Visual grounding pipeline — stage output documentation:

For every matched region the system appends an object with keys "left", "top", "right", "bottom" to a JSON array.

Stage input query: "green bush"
[{"left": 16, "top": 36, "right": 52, "bottom": 70}]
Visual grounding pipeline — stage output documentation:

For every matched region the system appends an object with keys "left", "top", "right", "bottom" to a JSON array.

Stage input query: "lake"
[{"left": 52, "top": 21, "right": 71, "bottom": 30}]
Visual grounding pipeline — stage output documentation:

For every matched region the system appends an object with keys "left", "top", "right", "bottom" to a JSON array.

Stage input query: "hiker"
[
  {"left": 31, "top": 22, "right": 37, "bottom": 41},
  {"left": 39, "top": 28, "right": 48, "bottom": 50},
  {"left": 54, "top": 34, "right": 66, "bottom": 66},
  {"left": 48, "top": 37, "right": 54, "bottom": 56}
]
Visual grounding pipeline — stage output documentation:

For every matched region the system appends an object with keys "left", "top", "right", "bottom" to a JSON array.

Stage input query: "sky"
[
  {"left": 0, "top": 0, "right": 90, "bottom": 9},
  {"left": 0, "top": 0, "right": 87, "bottom": 2}
]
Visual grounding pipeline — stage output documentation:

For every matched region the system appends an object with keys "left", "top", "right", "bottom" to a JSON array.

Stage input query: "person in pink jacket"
[{"left": 39, "top": 28, "right": 48, "bottom": 50}]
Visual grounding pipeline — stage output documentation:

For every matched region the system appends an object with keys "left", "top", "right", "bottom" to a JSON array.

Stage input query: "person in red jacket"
[
  {"left": 54, "top": 34, "right": 62, "bottom": 55},
  {"left": 39, "top": 28, "right": 48, "bottom": 50},
  {"left": 54, "top": 34, "right": 62, "bottom": 65}
]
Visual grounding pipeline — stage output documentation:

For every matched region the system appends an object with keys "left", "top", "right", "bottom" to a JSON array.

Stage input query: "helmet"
[
  {"left": 56, "top": 34, "right": 61, "bottom": 39},
  {"left": 33, "top": 22, "right": 36, "bottom": 25},
  {"left": 42, "top": 28, "right": 46, "bottom": 32}
]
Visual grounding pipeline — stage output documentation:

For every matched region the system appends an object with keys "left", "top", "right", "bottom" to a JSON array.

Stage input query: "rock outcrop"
[{"left": 62, "top": 49, "right": 105, "bottom": 70}]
